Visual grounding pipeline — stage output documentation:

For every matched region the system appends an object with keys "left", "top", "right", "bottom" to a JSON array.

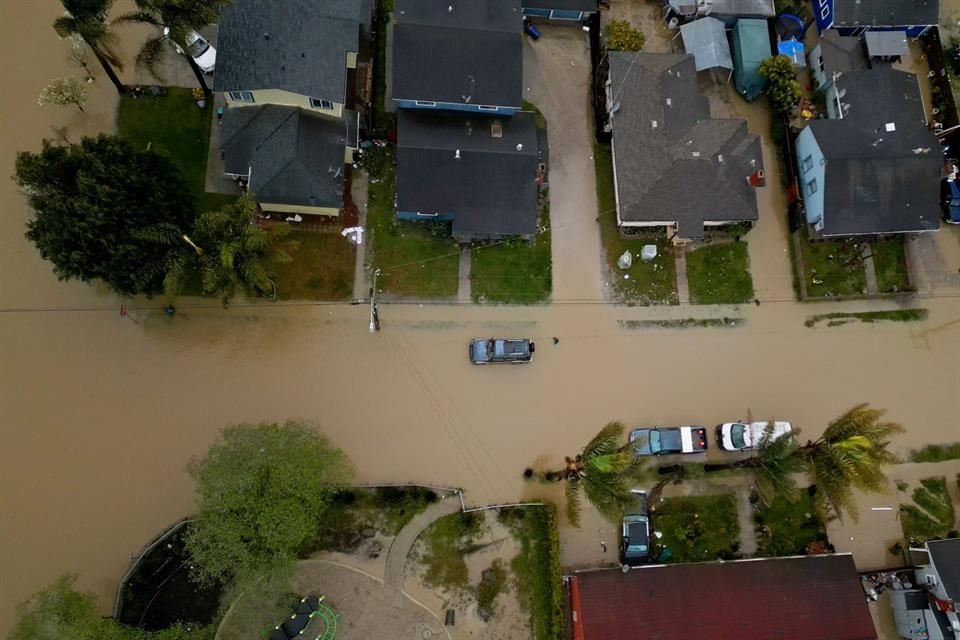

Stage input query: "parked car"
[
  {"left": 941, "top": 178, "right": 960, "bottom": 224},
  {"left": 629, "top": 426, "right": 708, "bottom": 456},
  {"left": 620, "top": 489, "right": 650, "bottom": 567},
  {"left": 163, "top": 27, "right": 217, "bottom": 74},
  {"left": 716, "top": 421, "right": 793, "bottom": 451},
  {"left": 469, "top": 338, "right": 534, "bottom": 364}
]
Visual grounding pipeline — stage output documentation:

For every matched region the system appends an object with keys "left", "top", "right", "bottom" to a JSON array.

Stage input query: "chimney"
[{"left": 746, "top": 169, "right": 765, "bottom": 188}]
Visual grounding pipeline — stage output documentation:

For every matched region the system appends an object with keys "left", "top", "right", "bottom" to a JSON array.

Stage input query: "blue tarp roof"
[{"left": 778, "top": 39, "right": 806, "bottom": 67}]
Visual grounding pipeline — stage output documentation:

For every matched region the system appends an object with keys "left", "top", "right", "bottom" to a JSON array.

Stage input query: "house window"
[
  {"left": 807, "top": 179, "right": 818, "bottom": 195},
  {"left": 478, "top": 105, "right": 498, "bottom": 111},
  {"left": 309, "top": 97, "right": 334, "bottom": 110},
  {"left": 802, "top": 155, "right": 814, "bottom": 173},
  {"left": 229, "top": 91, "right": 254, "bottom": 103},
  {"left": 415, "top": 100, "right": 436, "bottom": 107}
]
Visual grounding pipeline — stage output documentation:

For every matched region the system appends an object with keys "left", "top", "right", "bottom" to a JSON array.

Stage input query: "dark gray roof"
[
  {"left": 927, "top": 539, "right": 960, "bottom": 602},
  {"left": 396, "top": 110, "right": 539, "bottom": 237},
  {"left": 834, "top": 0, "right": 938, "bottom": 28},
  {"left": 214, "top": 0, "right": 361, "bottom": 101},
  {"left": 522, "top": 0, "right": 597, "bottom": 10},
  {"left": 819, "top": 30, "right": 869, "bottom": 77},
  {"left": 808, "top": 66, "right": 941, "bottom": 236},
  {"left": 865, "top": 30, "right": 909, "bottom": 57},
  {"left": 607, "top": 53, "right": 762, "bottom": 239},
  {"left": 392, "top": 0, "right": 523, "bottom": 107},
  {"left": 668, "top": 0, "right": 774, "bottom": 18},
  {"left": 222, "top": 106, "right": 351, "bottom": 209}
]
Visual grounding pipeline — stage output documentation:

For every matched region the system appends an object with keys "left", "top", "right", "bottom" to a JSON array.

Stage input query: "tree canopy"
[
  {"left": 54, "top": 0, "right": 126, "bottom": 93},
  {"left": 8, "top": 574, "right": 211, "bottom": 640},
  {"left": 185, "top": 421, "right": 353, "bottom": 584},
  {"left": 14, "top": 135, "right": 195, "bottom": 295},
  {"left": 759, "top": 55, "right": 802, "bottom": 114}
]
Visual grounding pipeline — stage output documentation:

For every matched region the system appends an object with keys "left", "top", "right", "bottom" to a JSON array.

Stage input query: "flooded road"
[{"left": 2, "top": 1, "right": 960, "bottom": 635}]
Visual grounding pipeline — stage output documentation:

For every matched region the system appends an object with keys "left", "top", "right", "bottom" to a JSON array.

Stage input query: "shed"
[
  {"left": 731, "top": 19, "right": 771, "bottom": 100},
  {"left": 680, "top": 17, "right": 732, "bottom": 72},
  {"left": 865, "top": 30, "right": 909, "bottom": 58}
]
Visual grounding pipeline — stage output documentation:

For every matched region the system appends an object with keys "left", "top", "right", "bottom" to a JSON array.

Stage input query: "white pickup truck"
[{"left": 716, "top": 421, "right": 792, "bottom": 451}]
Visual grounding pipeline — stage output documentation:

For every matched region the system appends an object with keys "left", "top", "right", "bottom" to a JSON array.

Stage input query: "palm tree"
[
  {"left": 734, "top": 430, "right": 805, "bottom": 505},
  {"left": 542, "top": 421, "right": 646, "bottom": 527},
  {"left": 53, "top": 0, "right": 126, "bottom": 94},
  {"left": 165, "top": 195, "right": 298, "bottom": 306},
  {"left": 115, "top": 0, "right": 228, "bottom": 95},
  {"left": 797, "top": 403, "right": 904, "bottom": 521}
]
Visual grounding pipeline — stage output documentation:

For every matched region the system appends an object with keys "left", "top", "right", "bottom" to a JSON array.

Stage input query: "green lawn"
[
  {"left": 796, "top": 230, "right": 868, "bottom": 297},
  {"left": 911, "top": 443, "right": 960, "bottom": 463},
  {"left": 754, "top": 490, "right": 828, "bottom": 557},
  {"left": 872, "top": 237, "right": 911, "bottom": 293},
  {"left": 685, "top": 242, "right": 755, "bottom": 304},
  {"left": 594, "top": 143, "right": 678, "bottom": 305},
  {"left": 900, "top": 476, "right": 958, "bottom": 544},
  {"left": 367, "top": 147, "right": 460, "bottom": 298},
  {"left": 471, "top": 198, "right": 552, "bottom": 304},
  {"left": 804, "top": 308, "right": 928, "bottom": 328},
  {"left": 653, "top": 494, "right": 740, "bottom": 563},
  {"left": 273, "top": 231, "right": 355, "bottom": 300},
  {"left": 420, "top": 512, "right": 484, "bottom": 592},
  {"left": 499, "top": 506, "right": 564, "bottom": 640}
]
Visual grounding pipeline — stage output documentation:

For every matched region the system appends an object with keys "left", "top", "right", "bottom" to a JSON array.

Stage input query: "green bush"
[{"left": 605, "top": 19, "right": 645, "bottom": 51}]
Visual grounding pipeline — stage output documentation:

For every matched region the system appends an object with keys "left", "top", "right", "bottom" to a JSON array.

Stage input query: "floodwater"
[{"left": 3, "top": 1, "right": 960, "bottom": 636}]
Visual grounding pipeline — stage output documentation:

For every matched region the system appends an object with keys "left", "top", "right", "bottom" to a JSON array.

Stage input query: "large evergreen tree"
[{"left": 14, "top": 135, "right": 194, "bottom": 296}]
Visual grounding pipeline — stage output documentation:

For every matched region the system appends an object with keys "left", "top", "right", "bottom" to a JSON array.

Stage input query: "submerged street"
[{"left": 3, "top": 0, "right": 960, "bottom": 636}]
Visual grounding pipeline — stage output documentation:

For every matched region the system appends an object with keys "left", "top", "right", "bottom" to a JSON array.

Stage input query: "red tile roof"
[{"left": 571, "top": 555, "right": 876, "bottom": 640}]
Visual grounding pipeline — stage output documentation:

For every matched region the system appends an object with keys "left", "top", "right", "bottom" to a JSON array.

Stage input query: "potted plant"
[{"left": 192, "top": 87, "right": 206, "bottom": 108}]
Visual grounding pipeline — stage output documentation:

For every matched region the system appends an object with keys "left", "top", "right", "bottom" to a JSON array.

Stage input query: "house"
[
  {"left": 809, "top": 30, "right": 870, "bottom": 118},
  {"left": 891, "top": 538, "right": 960, "bottom": 639},
  {"left": 814, "top": 0, "right": 939, "bottom": 37},
  {"left": 215, "top": 0, "right": 365, "bottom": 116},
  {"left": 395, "top": 110, "right": 540, "bottom": 241},
  {"left": 731, "top": 18, "right": 772, "bottom": 101},
  {"left": 522, "top": 0, "right": 597, "bottom": 21},
  {"left": 606, "top": 52, "right": 764, "bottom": 242},
  {"left": 214, "top": 0, "right": 365, "bottom": 217},
  {"left": 668, "top": 0, "right": 775, "bottom": 26},
  {"left": 391, "top": 0, "right": 523, "bottom": 114},
  {"left": 569, "top": 554, "right": 877, "bottom": 640},
  {"left": 794, "top": 66, "right": 941, "bottom": 237},
  {"left": 221, "top": 105, "right": 358, "bottom": 217}
]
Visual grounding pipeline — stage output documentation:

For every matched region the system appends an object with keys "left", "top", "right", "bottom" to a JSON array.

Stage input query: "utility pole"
[{"left": 369, "top": 268, "right": 381, "bottom": 333}]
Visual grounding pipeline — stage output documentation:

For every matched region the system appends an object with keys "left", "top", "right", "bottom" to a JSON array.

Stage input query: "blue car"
[{"left": 943, "top": 179, "right": 960, "bottom": 224}]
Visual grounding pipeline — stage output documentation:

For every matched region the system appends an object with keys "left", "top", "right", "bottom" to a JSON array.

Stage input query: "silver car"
[{"left": 469, "top": 338, "right": 534, "bottom": 364}]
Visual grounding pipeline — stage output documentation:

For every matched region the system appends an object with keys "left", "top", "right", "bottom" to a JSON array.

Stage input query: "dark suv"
[{"left": 620, "top": 490, "right": 651, "bottom": 567}]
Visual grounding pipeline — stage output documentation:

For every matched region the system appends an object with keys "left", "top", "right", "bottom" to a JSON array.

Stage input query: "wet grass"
[
  {"left": 911, "top": 443, "right": 960, "bottom": 463},
  {"left": 872, "top": 237, "right": 912, "bottom": 293},
  {"left": 475, "top": 559, "right": 508, "bottom": 615},
  {"left": 522, "top": 100, "right": 547, "bottom": 129},
  {"left": 594, "top": 143, "right": 678, "bottom": 305},
  {"left": 272, "top": 231, "right": 355, "bottom": 301},
  {"left": 900, "top": 476, "right": 958, "bottom": 544},
  {"left": 499, "top": 506, "right": 564, "bottom": 640},
  {"left": 216, "top": 568, "right": 296, "bottom": 640},
  {"left": 652, "top": 494, "right": 740, "bottom": 563},
  {"left": 796, "top": 229, "right": 867, "bottom": 298},
  {"left": 754, "top": 490, "right": 828, "bottom": 557},
  {"left": 420, "top": 512, "right": 484, "bottom": 592},
  {"left": 619, "top": 318, "right": 743, "bottom": 329},
  {"left": 804, "top": 309, "right": 928, "bottom": 328},
  {"left": 471, "top": 195, "right": 552, "bottom": 304},
  {"left": 366, "top": 146, "right": 459, "bottom": 298},
  {"left": 685, "top": 242, "right": 755, "bottom": 304}
]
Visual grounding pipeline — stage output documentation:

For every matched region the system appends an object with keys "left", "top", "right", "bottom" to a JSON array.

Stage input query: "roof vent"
[
  {"left": 516, "top": 143, "right": 523, "bottom": 151},
  {"left": 491, "top": 122, "right": 503, "bottom": 138},
  {"left": 651, "top": 120, "right": 658, "bottom": 128},
  {"left": 692, "top": 151, "right": 700, "bottom": 157},
  {"left": 885, "top": 122, "right": 896, "bottom": 132},
  {"left": 455, "top": 149, "right": 461, "bottom": 159},
  {"left": 912, "top": 147, "right": 931, "bottom": 154},
  {"left": 264, "top": 32, "right": 270, "bottom": 40},
  {"left": 718, "top": 154, "right": 724, "bottom": 163},
  {"left": 666, "top": 97, "right": 672, "bottom": 106},
  {"left": 448, "top": 4, "right": 453, "bottom": 12}
]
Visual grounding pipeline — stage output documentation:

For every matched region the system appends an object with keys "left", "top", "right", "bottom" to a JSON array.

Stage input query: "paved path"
[
  {"left": 458, "top": 245, "right": 471, "bottom": 303},
  {"left": 863, "top": 247, "right": 879, "bottom": 295},
  {"left": 735, "top": 487, "right": 758, "bottom": 556},
  {"left": 384, "top": 495, "right": 463, "bottom": 588},
  {"left": 674, "top": 249, "right": 690, "bottom": 304},
  {"left": 352, "top": 172, "right": 370, "bottom": 301}
]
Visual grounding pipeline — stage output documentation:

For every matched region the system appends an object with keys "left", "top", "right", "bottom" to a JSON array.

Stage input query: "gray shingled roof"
[
  {"left": 396, "top": 110, "right": 539, "bottom": 237},
  {"left": 221, "top": 105, "right": 352, "bottom": 209},
  {"left": 669, "top": 0, "right": 774, "bottom": 18},
  {"left": 927, "top": 539, "right": 960, "bottom": 603},
  {"left": 808, "top": 66, "right": 940, "bottom": 236},
  {"left": 865, "top": 30, "right": 909, "bottom": 57},
  {"left": 522, "top": 0, "right": 597, "bottom": 10},
  {"left": 833, "top": 0, "right": 938, "bottom": 28},
  {"left": 607, "top": 53, "right": 762, "bottom": 239},
  {"left": 392, "top": 0, "right": 523, "bottom": 107},
  {"left": 818, "top": 30, "right": 869, "bottom": 78},
  {"left": 214, "top": 0, "right": 361, "bottom": 102}
]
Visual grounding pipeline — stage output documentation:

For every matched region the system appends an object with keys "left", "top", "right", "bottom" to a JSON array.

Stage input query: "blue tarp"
[{"left": 778, "top": 39, "right": 806, "bottom": 68}]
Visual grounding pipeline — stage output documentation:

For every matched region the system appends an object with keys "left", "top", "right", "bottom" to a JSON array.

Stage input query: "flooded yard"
[{"left": 3, "top": 1, "right": 960, "bottom": 636}]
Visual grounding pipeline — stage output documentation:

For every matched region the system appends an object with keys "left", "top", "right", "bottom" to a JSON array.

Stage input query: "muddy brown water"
[{"left": 3, "top": 1, "right": 960, "bottom": 634}]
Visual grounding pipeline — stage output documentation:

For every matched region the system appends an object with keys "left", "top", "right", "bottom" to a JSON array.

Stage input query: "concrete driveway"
[
  {"left": 523, "top": 26, "right": 604, "bottom": 302},
  {"left": 133, "top": 24, "right": 219, "bottom": 89}
]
